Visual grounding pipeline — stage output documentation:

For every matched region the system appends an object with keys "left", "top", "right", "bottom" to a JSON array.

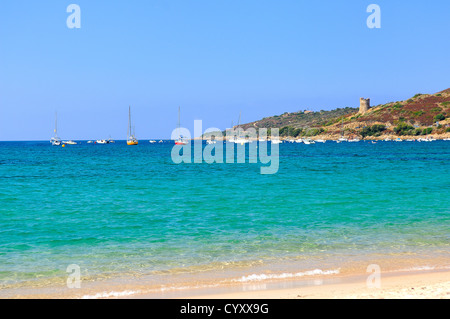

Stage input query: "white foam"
[
  {"left": 81, "top": 290, "right": 141, "bottom": 299},
  {"left": 394, "top": 265, "right": 450, "bottom": 273},
  {"left": 399, "top": 266, "right": 435, "bottom": 271},
  {"left": 233, "top": 269, "right": 340, "bottom": 282}
]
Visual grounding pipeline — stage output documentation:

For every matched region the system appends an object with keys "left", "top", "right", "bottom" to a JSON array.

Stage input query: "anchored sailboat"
[
  {"left": 337, "top": 118, "right": 348, "bottom": 142},
  {"left": 175, "top": 106, "right": 188, "bottom": 145},
  {"left": 127, "top": 106, "right": 138, "bottom": 145},
  {"left": 234, "top": 111, "right": 250, "bottom": 144},
  {"left": 50, "top": 112, "right": 62, "bottom": 146}
]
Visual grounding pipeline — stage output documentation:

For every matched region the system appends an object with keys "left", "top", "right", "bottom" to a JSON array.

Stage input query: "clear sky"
[{"left": 1, "top": 0, "right": 449, "bottom": 140}]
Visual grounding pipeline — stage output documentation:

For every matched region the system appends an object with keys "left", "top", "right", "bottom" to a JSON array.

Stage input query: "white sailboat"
[
  {"left": 175, "top": 106, "right": 188, "bottom": 145},
  {"left": 227, "top": 120, "right": 236, "bottom": 143},
  {"left": 337, "top": 118, "right": 348, "bottom": 142},
  {"left": 270, "top": 139, "right": 282, "bottom": 144},
  {"left": 234, "top": 111, "right": 251, "bottom": 144},
  {"left": 50, "top": 112, "right": 62, "bottom": 146}
]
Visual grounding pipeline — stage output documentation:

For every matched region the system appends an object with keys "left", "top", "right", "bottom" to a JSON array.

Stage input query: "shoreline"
[
  {"left": 128, "top": 269, "right": 450, "bottom": 299},
  {"left": 198, "top": 132, "right": 450, "bottom": 142},
  {"left": 2, "top": 257, "right": 449, "bottom": 299}
]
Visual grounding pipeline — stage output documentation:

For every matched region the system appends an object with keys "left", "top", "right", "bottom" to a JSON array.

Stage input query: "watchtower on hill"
[{"left": 359, "top": 98, "right": 370, "bottom": 114}]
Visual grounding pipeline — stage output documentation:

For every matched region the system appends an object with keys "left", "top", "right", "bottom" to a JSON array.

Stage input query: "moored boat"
[
  {"left": 127, "top": 106, "right": 138, "bottom": 146},
  {"left": 50, "top": 112, "right": 62, "bottom": 146},
  {"left": 175, "top": 106, "right": 188, "bottom": 145}
]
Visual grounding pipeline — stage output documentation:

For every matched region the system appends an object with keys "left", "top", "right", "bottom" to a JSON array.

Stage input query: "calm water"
[{"left": 0, "top": 141, "right": 449, "bottom": 295}]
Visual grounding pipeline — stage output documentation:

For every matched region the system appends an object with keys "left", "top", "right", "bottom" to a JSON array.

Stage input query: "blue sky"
[{"left": 1, "top": 0, "right": 449, "bottom": 140}]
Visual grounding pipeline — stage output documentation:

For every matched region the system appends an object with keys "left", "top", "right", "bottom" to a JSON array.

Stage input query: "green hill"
[{"left": 239, "top": 88, "right": 450, "bottom": 139}]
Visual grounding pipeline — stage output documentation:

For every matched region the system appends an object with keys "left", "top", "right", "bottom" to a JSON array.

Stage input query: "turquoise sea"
[{"left": 0, "top": 141, "right": 449, "bottom": 297}]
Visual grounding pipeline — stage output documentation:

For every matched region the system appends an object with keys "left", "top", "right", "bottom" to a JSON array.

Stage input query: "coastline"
[
  {"left": 198, "top": 131, "right": 450, "bottom": 141},
  {"left": 180, "top": 269, "right": 450, "bottom": 299},
  {"left": 91, "top": 256, "right": 450, "bottom": 299},
  {"left": 2, "top": 254, "right": 449, "bottom": 299}
]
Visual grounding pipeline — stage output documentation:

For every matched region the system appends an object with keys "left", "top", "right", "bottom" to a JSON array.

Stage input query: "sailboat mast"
[
  {"left": 238, "top": 111, "right": 242, "bottom": 138},
  {"left": 128, "top": 106, "right": 131, "bottom": 138},
  {"left": 54, "top": 111, "right": 58, "bottom": 136},
  {"left": 178, "top": 106, "right": 181, "bottom": 138},
  {"left": 125, "top": 105, "right": 138, "bottom": 145}
]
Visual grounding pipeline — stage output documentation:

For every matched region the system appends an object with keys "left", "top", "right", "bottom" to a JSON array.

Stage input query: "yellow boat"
[
  {"left": 127, "top": 106, "right": 138, "bottom": 145},
  {"left": 127, "top": 139, "right": 138, "bottom": 146}
]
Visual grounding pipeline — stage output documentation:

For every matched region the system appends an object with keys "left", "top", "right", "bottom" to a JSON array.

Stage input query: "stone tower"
[{"left": 359, "top": 98, "right": 370, "bottom": 114}]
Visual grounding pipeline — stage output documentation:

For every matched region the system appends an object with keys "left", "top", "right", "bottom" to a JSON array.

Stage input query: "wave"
[
  {"left": 79, "top": 269, "right": 341, "bottom": 298},
  {"left": 81, "top": 290, "right": 141, "bottom": 299},
  {"left": 394, "top": 265, "right": 450, "bottom": 272},
  {"left": 233, "top": 268, "right": 340, "bottom": 283}
]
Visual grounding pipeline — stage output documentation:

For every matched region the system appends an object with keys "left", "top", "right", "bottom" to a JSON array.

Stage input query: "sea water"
[{"left": 0, "top": 141, "right": 449, "bottom": 297}]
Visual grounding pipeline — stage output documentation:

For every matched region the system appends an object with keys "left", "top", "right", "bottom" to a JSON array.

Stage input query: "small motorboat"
[{"left": 270, "top": 139, "right": 282, "bottom": 144}]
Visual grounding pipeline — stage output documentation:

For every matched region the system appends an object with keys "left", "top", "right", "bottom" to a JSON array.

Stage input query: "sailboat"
[
  {"left": 234, "top": 111, "right": 250, "bottom": 144},
  {"left": 227, "top": 120, "right": 237, "bottom": 143},
  {"left": 50, "top": 112, "right": 62, "bottom": 146},
  {"left": 127, "top": 106, "right": 138, "bottom": 145},
  {"left": 63, "top": 140, "right": 77, "bottom": 145},
  {"left": 175, "top": 106, "right": 188, "bottom": 145},
  {"left": 338, "top": 118, "right": 348, "bottom": 142}
]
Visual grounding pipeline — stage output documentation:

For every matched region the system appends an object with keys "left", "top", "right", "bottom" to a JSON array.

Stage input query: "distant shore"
[{"left": 199, "top": 132, "right": 450, "bottom": 141}]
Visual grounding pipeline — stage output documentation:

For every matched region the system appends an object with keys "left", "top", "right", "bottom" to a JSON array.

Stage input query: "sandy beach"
[{"left": 178, "top": 270, "right": 450, "bottom": 299}]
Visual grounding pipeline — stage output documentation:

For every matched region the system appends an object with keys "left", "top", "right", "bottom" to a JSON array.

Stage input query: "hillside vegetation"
[{"left": 239, "top": 88, "right": 450, "bottom": 139}]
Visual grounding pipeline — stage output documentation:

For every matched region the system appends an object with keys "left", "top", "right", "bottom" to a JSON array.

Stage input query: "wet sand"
[{"left": 178, "top": 270, "right": 449, "bottom": 299}]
